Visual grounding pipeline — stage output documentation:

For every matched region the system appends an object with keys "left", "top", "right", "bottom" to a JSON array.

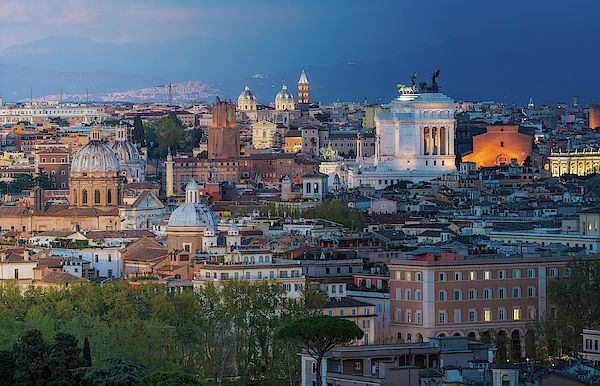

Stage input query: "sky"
[
  {"left": 2, "top": 0, "right": 595, "bottom": 55},
  {"left": 1, "top": 0, "right": 599, "bottom": 104}
]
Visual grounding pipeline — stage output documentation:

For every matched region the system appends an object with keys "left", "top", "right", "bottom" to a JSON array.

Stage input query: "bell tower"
[{"left": 298, "top": 70, "right": 309, "bottom": 115}]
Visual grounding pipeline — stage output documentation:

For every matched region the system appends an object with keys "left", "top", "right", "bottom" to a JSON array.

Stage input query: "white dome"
[
  {"left": 238, "top": 85, "right": 256, "bottom": 103},
  {"left": 110, "top": 140, "right": 141, "bottom": 162},
  {"left": 168, "top": 203, "right": 218, "bottom": 228},
  {"left": 276, "top": 85, "right": 294, "bottom": 102},
  {"left": 71, "top": 141, "right": 120, "bottom": 174}
]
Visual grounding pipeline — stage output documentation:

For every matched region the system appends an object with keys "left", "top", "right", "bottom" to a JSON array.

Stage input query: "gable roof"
[
  {"left": 121, "top": 237, "right": 168, "bottom": 262},
  {"left": 129, "top": 191, "right": 165, "bottom": 209}
]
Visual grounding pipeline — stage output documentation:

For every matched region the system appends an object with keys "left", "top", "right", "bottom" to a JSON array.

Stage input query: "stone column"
[
  {"left": 449, "top": 125, "right": 455, "bottom": 156},
  {"left": 428, "top": 127, "right": 433, "bottom": 155},
  {"left": 444, "top": 127, "right": 450, "bottom": 155}
]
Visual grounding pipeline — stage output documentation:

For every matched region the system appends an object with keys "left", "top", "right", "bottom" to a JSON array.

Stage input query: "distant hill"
[
  {"left": 1, "top": 23, "right": 599, "bottom": 105},
  {"left": 26, "top": 81, "right": 220, "bottom": 104}
]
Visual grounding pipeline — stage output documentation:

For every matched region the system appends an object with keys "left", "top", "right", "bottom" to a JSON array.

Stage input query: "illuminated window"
[
  {"left": 469, "top": 271, "right": 476, "bottom": 280},
  {"left": 406, "top": 272, "right": 412, "bottom": 281},
  {"left": 513, "top": 308, "right": 521, "bottom": 320},
  {"left": 484, "top": 271, "right": 491, "bottom": 280},
  {"left": 484, "top": 309, "right": 492, "bottom": 322}
]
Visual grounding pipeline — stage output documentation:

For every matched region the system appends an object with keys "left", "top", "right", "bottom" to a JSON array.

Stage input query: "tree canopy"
[
  {"left": 279, "top": 315, "right": 363, "bottom": 385},
  {"left": 145, "top": 114, "right": 185, "bottom": 158},
  {"left": 0, "top": 280, "right": 314, "bottom": 385},
  {"left": 304, "top": 200, "right": 366, "bottom": 229},
  {"left": 132, "top": 115, "right": 146, "bottom": 145}
]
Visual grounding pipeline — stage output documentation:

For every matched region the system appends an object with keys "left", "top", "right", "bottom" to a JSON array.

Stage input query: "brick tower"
[{"left": 208, "top": 97, "right": 239, "bottom": 159}]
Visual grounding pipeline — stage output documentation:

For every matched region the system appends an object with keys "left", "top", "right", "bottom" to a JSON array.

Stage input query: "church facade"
[{"left": 0, "top": 127, "right": 164, "bottom": 233}]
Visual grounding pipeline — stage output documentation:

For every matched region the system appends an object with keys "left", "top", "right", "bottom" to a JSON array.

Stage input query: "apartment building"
[
  {"left": 388, "top": 252, "right": 578, "bottom": 351},
  {"left": 193, "top": 249, "right": 305, "bottom": 298},
  {"left": 322, "top": 298, "right": 376, "bottom": 346},
  {"left": 581, "top": 329, "right": 600, "bottom": 366}
]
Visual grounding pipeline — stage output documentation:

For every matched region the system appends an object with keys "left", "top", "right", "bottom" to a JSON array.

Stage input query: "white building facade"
[{"left": 350, "top": 89, "right": 457, "bottom": 188}]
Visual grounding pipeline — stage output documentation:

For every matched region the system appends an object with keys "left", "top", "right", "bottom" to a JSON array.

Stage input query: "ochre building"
[{"left": 461, "top": 125, "right": 532, "bottom": 167}]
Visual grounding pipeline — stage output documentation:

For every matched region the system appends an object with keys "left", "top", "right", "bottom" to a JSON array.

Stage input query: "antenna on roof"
[{"left": 167, "top": 84, "right": 173, "bottom": 105}]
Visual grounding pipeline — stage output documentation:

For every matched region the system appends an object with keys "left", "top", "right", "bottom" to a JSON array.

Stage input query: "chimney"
[{"left": 24, "top": 250, "right": 30, "bottom": 261}]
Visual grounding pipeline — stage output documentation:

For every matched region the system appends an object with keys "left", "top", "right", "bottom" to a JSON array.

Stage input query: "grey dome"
[
  {"left": 71, "top": 141, "right": 120, "bottom": 174},
  {"left": 110, "top": 140, "right": 141, "bottom": 162},
  {"left": 168, "top": 203, "right": 218, "bottom": 228}
]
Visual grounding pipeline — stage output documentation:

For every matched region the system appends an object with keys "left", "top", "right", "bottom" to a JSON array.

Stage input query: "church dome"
[
  {"left": 70, "top": 140, "right": 120, "bottom": 174},
  {"left": 167, "top": 180, "right": 218, "bottom": 229},
  {"left": 168, "top": 203, "right": 218, "bottom": 228},
  {"left": 238, "top": 85, "right": 256, "bottom": 103},
  {"left": 276, "top": 85, "right": 294, "bottom": 103},
  {"left": 109, "top": 140, "right": 141, "bottom": 162}
]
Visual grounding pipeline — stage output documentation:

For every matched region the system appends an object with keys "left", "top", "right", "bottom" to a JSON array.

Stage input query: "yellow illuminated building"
[{"left": 547, "top": 149, "right": 600, "bottom": 177}]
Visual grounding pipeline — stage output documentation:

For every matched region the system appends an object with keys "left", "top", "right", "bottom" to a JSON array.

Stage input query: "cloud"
[{"left": 0, "top": 0, "right": 297, "bottom": 49}]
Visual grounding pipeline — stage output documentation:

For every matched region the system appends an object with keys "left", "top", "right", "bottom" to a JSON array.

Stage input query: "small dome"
[
  {"left": 238, "top": 85, "right": 256, "bottom": 103},
  {"left": 276, "top": 85, "right": 294, "bottom": 102},
  {"left": 168, "top": 203, "right": 218, "bottom": 228},
  {"left": 71, "top": 141, "right": 120, "bottom": 174}
]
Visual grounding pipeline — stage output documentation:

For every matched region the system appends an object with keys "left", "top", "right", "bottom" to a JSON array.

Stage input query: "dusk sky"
[
  {"left": 1, "top": 0, "right": 595, "bottom": 55},
  {"left": 1, "top": 0, "right": 599, "bottom": 103}
]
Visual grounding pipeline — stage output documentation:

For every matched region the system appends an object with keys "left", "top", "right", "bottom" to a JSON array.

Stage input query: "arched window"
[
  {"left": 107, "top": 189, "right": 112, "bottom": 204},
  {"left": 82, "top": 190, "right": 88, "bottom": 204},
  {"left": 94, "top": 190, "right": 101, "bottom": 204}
]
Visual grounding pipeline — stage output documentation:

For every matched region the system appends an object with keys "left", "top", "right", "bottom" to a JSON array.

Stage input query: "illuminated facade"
[
  {"left": 461, "top": 125, "right": 532, "bottom": 167},
  {"left": 547, "top": 149, "right": 600, "bottom": 177},
  {"left": 350, "top": 86, "right": 457, "bottom": 188},
  {"left": 590, "top": 104, "right": 600, "bottom": 130},
  {"left": 251, "top": 120, "right": 281, "bottom": 149}
]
